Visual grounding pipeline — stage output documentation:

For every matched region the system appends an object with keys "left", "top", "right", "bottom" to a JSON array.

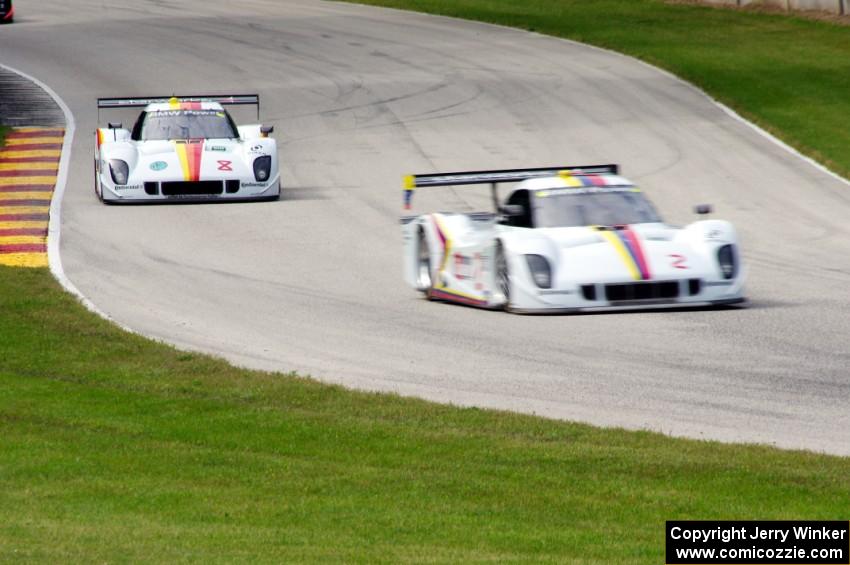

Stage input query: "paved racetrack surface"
[{"left": 2, "top": 0, "right": 849, "bottom": 454}]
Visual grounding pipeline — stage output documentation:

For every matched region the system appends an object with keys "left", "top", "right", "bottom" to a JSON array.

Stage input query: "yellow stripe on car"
[
  {"left": 598, "top": 228, "right": 641, "bottom": 281},
  {"left": 173, "top": 142, "right": 192, "bottom": 181}
]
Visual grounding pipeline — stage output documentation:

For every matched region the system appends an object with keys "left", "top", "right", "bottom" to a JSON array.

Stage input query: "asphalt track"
[{"left": 2, "top": 0, "right": 848, "bottom": 454}]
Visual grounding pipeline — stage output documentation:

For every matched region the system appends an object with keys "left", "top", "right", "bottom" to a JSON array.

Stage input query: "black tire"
[
  {"left": 94, "top": 159, "right": 104, "bottom": 203},
  {"left": 416, "top": 227, "right": 433, "bottom": 294},
  {"left": 495, "top": 242, "right": 511, "bottom": 311}
]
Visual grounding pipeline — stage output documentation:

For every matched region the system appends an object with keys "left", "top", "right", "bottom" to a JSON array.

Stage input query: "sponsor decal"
[
  {"left": 454, "top": 253, "right": 473, "bottom": 280},
  {"left": 114, "top": 184, "right": 142, "bottom": 191},
  {"left": 205, "top": 145, "right": 227, "bottom": 152},
  {"left": 150, "top": 161, "right": 167, "bottom": 171},
  {"left": 241, "top": 181, "right": 265, "bottom": 188},
  {"left": 152, "top": 109, "right": 218, "bottom": 117},
  {"left": 453, "top": 252, "right": 488, "bottom": 290},
  {"left": 217, "top": 160, "right": 233, "bottom": 172},
  {"left": 166, "top": 193, "right": 220, "bottom": 199}
]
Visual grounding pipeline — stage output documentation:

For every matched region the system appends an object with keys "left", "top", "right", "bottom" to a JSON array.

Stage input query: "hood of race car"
[
  {"left": 534, "top": 223, "right": 705, "bottom": 284},
  {"left": 132, "top": 139, "right": 250, "bottom": 182}
]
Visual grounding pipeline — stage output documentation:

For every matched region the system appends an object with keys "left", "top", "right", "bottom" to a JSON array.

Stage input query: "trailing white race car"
[
  {"left": 402, "top": 165, "right": 745, "bottom": 313},
  {"left": 94, "top": 95, "right": 280, "bottom": 203}
]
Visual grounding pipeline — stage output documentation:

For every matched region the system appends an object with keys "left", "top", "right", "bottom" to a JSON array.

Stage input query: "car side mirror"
[
  {"left": 694, "top": 204, "right": 712, "bottom": 216},
  {"left": 499, "top": 204, "right": 524, "bottom": 217},
  {"left": 260, "top": 125, "right": 274, "bottom": 137},
  {"left": 108, "top": 122, "right": 123, "bottom": 129}
]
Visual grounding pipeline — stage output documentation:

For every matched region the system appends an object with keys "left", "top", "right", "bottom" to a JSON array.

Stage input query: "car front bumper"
[{"left": 508, "top": 271, "right": 747, "bottom": 314}]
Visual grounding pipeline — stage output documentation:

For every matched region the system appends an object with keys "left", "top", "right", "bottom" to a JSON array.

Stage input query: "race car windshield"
[
  {"left": 533, "top": 188, "right": 662, "bottom": 228},
  {"left": 140, "top": 110, "right": 238, "bottom": 140}
]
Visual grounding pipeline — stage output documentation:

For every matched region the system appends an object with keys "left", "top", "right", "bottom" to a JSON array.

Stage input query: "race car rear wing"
[
  {"left": 402, "top": 164, "right": 619, "bottom": 210},
  {"left": 97, "top": 94, "right": 261, "bottom": 121}
]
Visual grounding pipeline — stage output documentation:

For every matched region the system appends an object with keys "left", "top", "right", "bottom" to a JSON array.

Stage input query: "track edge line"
[{"left": 0, "top": 62, "right": 136, "bottom": 333}]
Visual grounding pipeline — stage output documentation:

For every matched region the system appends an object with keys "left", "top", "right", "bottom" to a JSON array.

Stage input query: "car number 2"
[{"left": 669, "top": 254, "right": 688, "bottom": 269}]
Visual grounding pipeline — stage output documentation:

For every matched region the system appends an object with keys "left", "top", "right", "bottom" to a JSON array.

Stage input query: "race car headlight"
[
  {"left": 717, "top": 244, "right": 737, "bottom": 279},
  {"left": 253, "top": 156, "right": 272, "bottom": 182},
  {"left": 525, "top": 254, "right": 552, "bottom": 289},
  {"left": 108, "top": 159, "right": 129, "bottom": 185}
]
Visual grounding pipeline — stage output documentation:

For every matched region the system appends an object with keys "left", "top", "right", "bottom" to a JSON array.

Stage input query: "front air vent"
[
  {"left": 688, "top": 279, "right": 702, "bottom": 296},
  {"left": 605, "top": 281, "right": 679, "bottom": 303},
  {"left": 225, "top": 180, "right": 240, "bottom": 194},
  {"left": 161, "top": 181, "right": 224, "bottom": 196},
  {"left": 581, "top": 284, "right": 597, "bottom": 301},
  {"left": 144, "top": 182, "right": 159, "bottom": 195}
]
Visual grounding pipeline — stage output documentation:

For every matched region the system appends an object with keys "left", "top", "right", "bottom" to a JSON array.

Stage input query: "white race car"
[
  {"left": 402, "top": 165, "right": 745, "bottom": 313},
  {"left": 94, "top": 95, "right": 280, "bottom": 203}
]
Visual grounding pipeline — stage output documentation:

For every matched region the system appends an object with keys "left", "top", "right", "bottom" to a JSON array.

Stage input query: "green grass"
[
  {"left": 1, "top": 266, "right": 849, "bottom": 563},
  {"left": 2, "top": 10, "right": 850, "bottom": 562},
  {"left": 341, "top": 0, "right": 850, "bottom": 176}
]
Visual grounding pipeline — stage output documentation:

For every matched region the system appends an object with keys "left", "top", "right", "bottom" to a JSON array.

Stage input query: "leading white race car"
[
  {"left": 402, "top": 165, "right": 745, "bottom": 313},
  {"left": 94, "top": 95, "right": 280, "bottom": 203}
]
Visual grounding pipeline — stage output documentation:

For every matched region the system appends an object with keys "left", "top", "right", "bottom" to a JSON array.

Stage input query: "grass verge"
[
  {"left": 341, "top": 0, "right": 850, "bottom": 178},
  {"left": 2, "top": 17, "right": 850, "bottom": 563},
  {"left": 2, "top": 266, "right": 849, "bottom": 563}
]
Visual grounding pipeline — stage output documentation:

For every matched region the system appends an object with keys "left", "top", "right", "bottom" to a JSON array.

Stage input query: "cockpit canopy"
[{"left": 501, "top": 186, "right": 662, "bottom": 228}]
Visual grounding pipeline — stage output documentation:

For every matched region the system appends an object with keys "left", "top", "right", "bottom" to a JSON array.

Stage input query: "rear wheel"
[
  {"left": 416, "top": 227, "right": 433, "bottom": 294},
  {"left": 494, "top": 242, "right": 511, "bottom": 310}
]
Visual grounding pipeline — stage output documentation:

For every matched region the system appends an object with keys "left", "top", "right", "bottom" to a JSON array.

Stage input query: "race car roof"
[
  {"left": 145, "top": 100, "right": 224, "bottom": 112},
  {"left": 517, "top": 174, "right": 634, "bottom": 190}
]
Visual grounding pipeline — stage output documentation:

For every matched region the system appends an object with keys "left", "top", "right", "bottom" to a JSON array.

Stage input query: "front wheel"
[{"left": 93, "top": 159, "right": 104, "bottom": 203}]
